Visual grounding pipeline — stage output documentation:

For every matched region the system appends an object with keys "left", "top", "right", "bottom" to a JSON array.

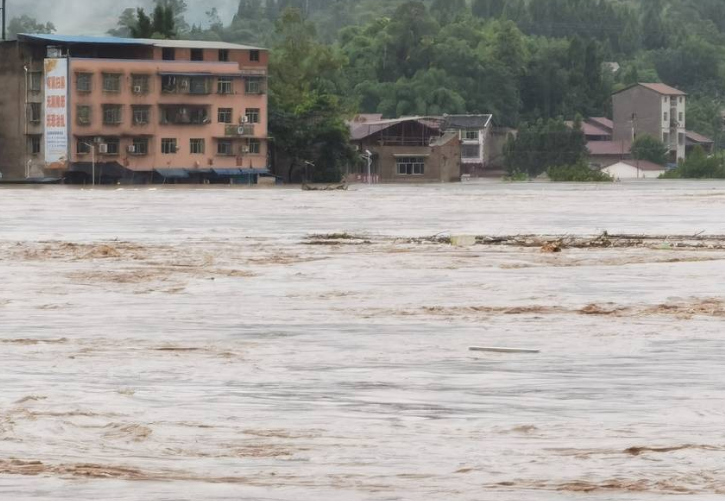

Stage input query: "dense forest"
[{"left": 9, "top": 0, "right": 725, "bottom": 178}]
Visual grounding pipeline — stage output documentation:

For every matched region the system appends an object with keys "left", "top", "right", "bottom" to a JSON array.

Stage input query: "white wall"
[{"left": 602, "top": 162, "right": 665, "bottom": 179}]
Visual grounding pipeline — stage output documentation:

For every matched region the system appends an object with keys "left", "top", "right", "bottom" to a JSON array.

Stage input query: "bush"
[
  {"left": 547, "top": 161, "right": 613, "bottom": 182},
  {"left": 503, "top": 170, "right": 530, "bottom": 182},
  {"left": 660, "top": 146, "right": 725, "bottom": 179}
]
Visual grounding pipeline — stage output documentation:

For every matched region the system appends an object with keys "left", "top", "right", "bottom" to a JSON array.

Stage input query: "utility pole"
[{"left": 2, "top": 0, "right": 7, "bottom": 41}]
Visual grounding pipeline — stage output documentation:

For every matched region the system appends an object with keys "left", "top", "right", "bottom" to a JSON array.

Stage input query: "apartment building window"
[
  {"left": 104, "top": 138, "right": 120, "bottom": 155},
  {"left": 663, "top": 111, "right": 668, "bottom": 122},
  {"left": 76, "top": 73, "right": 92, "bottom": 92},
  {"left": 663, "top": 132, "right": 670, "bottom": 146},
  {"left": 76, "top": 105, "right": 92, "bottom": 126},
  {"left": 462, "top": 130, "right": 478, "bottom": 140},
  {"left": 162, "top": 48, "right": 175, "bottom": 61},
  {"left": 462, "top": 144, "right": 480, "bottom": 159},
  {"left": 679, "top": 97, "right": 684, "bottom": 104},
  {"left": 248, "top": 138, "right": 261, "bottom": 155},
  {"left": 29, "top": 72, "right": 42, "bottom": 92},
  {"left": 245, "top": 78, "right": 263, "bottom": 95},
  {"left": 131, "top": 74, "right": 150, "bottom": 94},
  {"left": 189, "top": 77, "right": 210, "bottom": 95},
  {"left": 249, "top": 50, "right": 260, "bottom": 62},
  {"left": 103, "top": 104, "right": 123, "bottom": 125},
  {"left": 191, "top": 48, "right": 204, "bottom": 61},
  {"left": 396, "top": 156, "right": 425, "bottom": 176},
  {"left": 28, "top": 102, "right": 42, "bottom": 123},
  {"left": 28, "top": 135, "right": 41, "bottom": 155},
  {"left": 77, "top": 140, "right": 91, "bottom": 154},
  {"left": 162, "top": 75, "right": 177, "bottom": 93},
  {"left": 217, "top": 77, "right": 233, "bottom": 94},
  {"left": 132, "top": 105, "right": 150, "bottom": 125},
  {"left": 131, "top": 138, "right": 149, "bottom": 156},
  {"left": 679, "top": 112, "right": 684, "bottom": 123},
  {"left": 103, "top": 73, "right": 122, "bottom": 92},
  {"left": 190, "top": 138, "right": 205, "bottom": 154},
  {"left": 218, "top": 107, "right": 233, "bottom": 123},
  {"left": 218, "top": 49, "right": 229, "bottom": 62},
  {"left": 679, "top": 132, "right": 685, "bottom": 146},
  {"left": 245, "top": 108, "right": 260, "bottom": 123},
  {"left": 217, "top": 140, "right": 234, "bottom": 156},
  {"left": 161, "top": 138, "right": 177, "bottom": 154}
]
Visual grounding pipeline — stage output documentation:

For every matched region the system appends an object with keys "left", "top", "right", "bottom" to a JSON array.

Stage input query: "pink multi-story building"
[{"left": 0, "top": 34, "right": 269, "bottom": 183}]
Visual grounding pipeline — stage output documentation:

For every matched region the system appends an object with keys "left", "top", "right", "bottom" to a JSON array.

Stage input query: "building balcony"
[
  {"left": 225, "top": 124, "right": 255, "bottom": 137},
  {"left": 159, "top": 105, "right": 211, "bottom": 125}
]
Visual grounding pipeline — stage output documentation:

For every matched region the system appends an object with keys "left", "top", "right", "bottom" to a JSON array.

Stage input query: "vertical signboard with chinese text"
[{"left": 44, "top": 58, "right": 69, "bottom": 168}]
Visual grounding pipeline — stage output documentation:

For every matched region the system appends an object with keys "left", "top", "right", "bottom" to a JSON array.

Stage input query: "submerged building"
[{"left": 0, "top": 34, "right": 269, "bottom": 183}]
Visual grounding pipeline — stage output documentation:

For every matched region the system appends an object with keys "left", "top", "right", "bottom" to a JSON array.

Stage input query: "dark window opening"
[
  {"left": 191, "top": 48, "right": 204, "bottom": 61},
  {"left": 162, "top": 48, "right": 176, "bottom": 61}
]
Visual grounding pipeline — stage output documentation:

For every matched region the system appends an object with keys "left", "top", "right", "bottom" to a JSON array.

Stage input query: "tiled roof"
[
  {"left": 588, "top": 117, "right": 613, "bottom": 131},
  {"left": 443, "top": 114, "right": 492, "bottom": 129},
  {"left": 613, "top": 83, "right": 686, "bottom": 96},
  {"left": 349, "top": 117, "right": 442, "bottom": 141},
  {"left": 621, "top": 160, "right": 666, "bottom": 172},
  {"left": 685, "top": 131, "right": 714, "bottom": 144}
]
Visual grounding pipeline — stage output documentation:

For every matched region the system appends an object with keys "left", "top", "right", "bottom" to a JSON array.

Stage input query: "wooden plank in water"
[{"left": 469, "top": 346, "right": 540, "bottom": 354}]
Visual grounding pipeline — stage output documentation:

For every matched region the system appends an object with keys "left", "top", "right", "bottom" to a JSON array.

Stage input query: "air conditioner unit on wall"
[
  {"left": 133, "top": 86, "right": 143, "bottom": 94},
  {"left": 241, "top": 146, "right": 250, "bottom": 153},
  {"left": 127, "top": 145, "right": 136, "bottom": 153},
  {"left": 98, "top": 144, "right": 108, "bottom": 154},
  {"left": 237, "top": 126, "right": 246, "bottom": 135}
]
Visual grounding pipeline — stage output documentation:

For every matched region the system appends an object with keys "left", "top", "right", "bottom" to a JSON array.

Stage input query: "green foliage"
[
  {"left": 547, "top": 161, "right": 613, "bottom": 182},
  {"left": 7, "top": 16, "right": 55, "bottom": 38},
  {"left": 632, "top": 135, "right": 669, "bottom": 165},
  {"left": 504, "top": 117, "right": 588, "bottom": 178},
  {"left": 128, "top": 6, "right": 175, "bottom": 39},
  {"left": 269, "top": 8, "right": 357, "bottom": 183},
  {"left": 661, "top": 146, "right": 725, "bottom": 178}
]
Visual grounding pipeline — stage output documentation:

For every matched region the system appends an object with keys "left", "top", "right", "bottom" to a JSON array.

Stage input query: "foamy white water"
[{"left": 1, "top": 181, "right": 724, "bottom": 500}]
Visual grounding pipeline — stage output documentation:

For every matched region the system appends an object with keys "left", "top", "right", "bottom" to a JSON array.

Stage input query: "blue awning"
[
  {"left": 154, "top": 169, "right": 189, "bottom": 179},
  {"left": 212, "top": 168, "right": 242, "bottom": 176},
  {"left": 239, "top": 168, "right": 270, "bottom": 175}
]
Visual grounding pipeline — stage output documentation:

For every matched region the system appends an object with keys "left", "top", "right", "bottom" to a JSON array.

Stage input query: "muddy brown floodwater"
[{"left": 1, "top": 181, "right": 725, "bottom": 500}]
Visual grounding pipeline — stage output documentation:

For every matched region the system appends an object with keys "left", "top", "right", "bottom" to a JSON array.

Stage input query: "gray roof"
[
  {"left": 18, "top": 34, "right": 265, "bottom": 51},
  {"left": 443, "top": 114, "right": 492, "bottom": 129}
]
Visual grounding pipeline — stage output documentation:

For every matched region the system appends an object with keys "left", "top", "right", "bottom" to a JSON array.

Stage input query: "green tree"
[
  {"left": 130, "top": 9, "right": 154, "bottom": 38},
  {"left": 472, "top": 0, "right": 506, "bottom": 19},
  {"left": 632, "top": 135, "right": 668, "bottom": 165},
  {"left": 7, "top": 15, "right": 55, "bottom": 39},
  {"left": 504, "top": 117, "right": 587, "bottom": 178},
  {"left": 269, "top": 8, "right": 356, "bottom": 182}
]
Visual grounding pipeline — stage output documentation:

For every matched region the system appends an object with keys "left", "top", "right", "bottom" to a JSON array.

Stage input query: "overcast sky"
[{"left": 7, "top": 0, "right": 239, "bottom": 35}]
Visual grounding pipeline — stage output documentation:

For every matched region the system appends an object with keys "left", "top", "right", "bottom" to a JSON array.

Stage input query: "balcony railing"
[{"left": 225, "top": 124, "right": 255, "bottom": 137}]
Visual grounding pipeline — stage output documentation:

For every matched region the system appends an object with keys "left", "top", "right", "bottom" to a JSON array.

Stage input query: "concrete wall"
[
  {"left": 613, "top": 86, "right": 664, "bottom": 143},
  {"left": 0, "top": 40, "right": 269, "bottom": 180},
  {"left": 613, "top": 85, "right": 686, "bottom": 161},
  {"left": 603, "top": 162, "right": 665, "bottom": 179},
  {"left": 0, "top": 42, "right": 46, "bottom": 179},
  {"left": 68, "top": 57, "right": 268, "bottom": 171},
  {"left": 360, "top": 139, "right": 461, "bottom": 183}
]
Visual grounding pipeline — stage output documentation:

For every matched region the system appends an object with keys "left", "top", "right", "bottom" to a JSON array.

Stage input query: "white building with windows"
[{"left": 443, "top": 114, "right": 493, "bottom": 175}]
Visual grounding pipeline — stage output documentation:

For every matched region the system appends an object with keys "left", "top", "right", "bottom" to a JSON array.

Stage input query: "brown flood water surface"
[{"left": 1, "top": 182, "right": 725, "bottom": 500}]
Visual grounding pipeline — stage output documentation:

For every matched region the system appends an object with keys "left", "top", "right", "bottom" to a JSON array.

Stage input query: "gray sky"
[{"left": 7, "top": 0, "right": 239, "bottom": 35}]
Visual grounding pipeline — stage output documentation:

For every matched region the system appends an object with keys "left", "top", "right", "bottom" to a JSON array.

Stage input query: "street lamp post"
[
  {"left": 364, "top": 150, "right": 373, "bottom": 185},
  {"left": 303, "top": 160, "right": 315, "bottom": 184}
]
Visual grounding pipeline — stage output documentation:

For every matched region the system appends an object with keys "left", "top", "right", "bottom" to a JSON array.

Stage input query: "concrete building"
[
  {"left": 612, "top": 83, "right": 686, "bottom": 163},
  {"left": 442, "top": 114, "right": 492, "bottom": 175},
  {"left": 0, "top": 34, "right": 268, "bottom": 183},
  {"left": 602, "top": 159, "right": 666, "bottom": 180},
  {"left": 348, "top": 116, "right": 461, "bottom": 183}
]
